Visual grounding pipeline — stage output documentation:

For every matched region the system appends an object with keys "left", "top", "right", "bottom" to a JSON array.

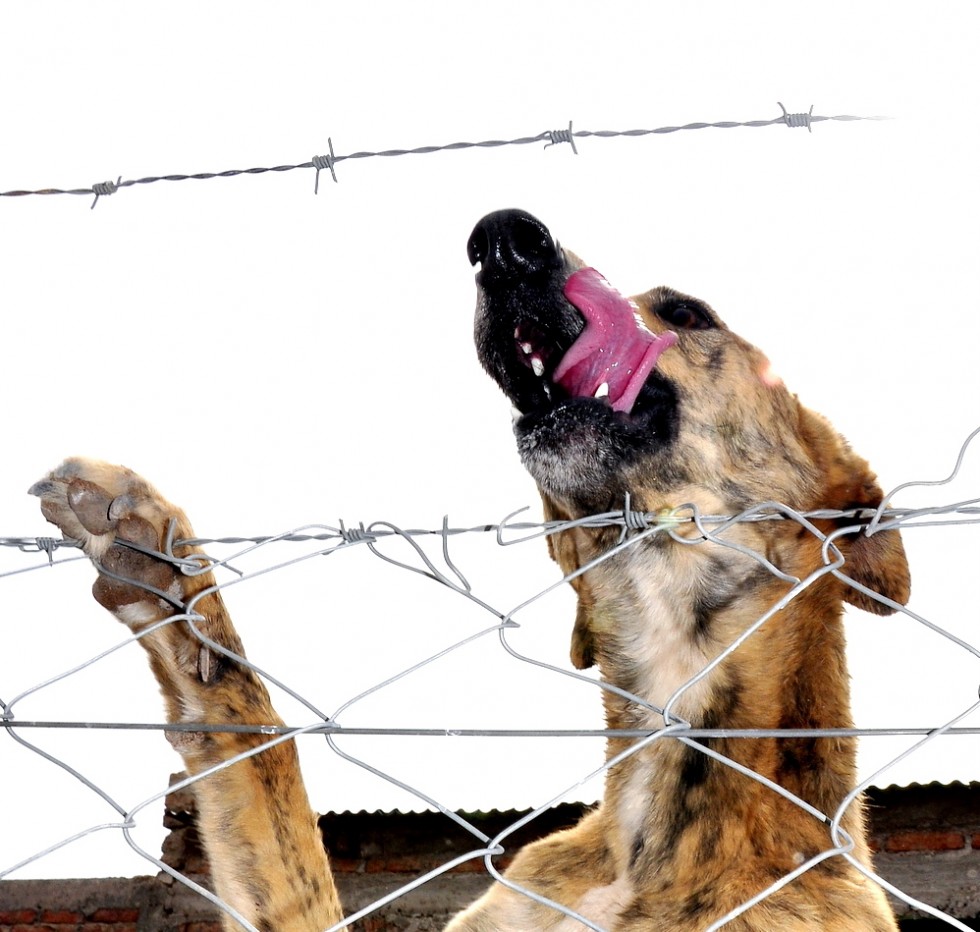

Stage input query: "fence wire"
[
  {"left": 0, "top": 103, "right": 886, "bottom": 208},
  {"left": 1, "top": 425, "right": 978, "bottom": 931}
]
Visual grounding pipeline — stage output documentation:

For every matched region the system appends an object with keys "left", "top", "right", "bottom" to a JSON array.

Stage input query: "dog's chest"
[{"left": 596, "top": 549, "right": 715, "bottom": 883}]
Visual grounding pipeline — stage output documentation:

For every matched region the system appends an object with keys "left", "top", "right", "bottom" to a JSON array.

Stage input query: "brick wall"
[
  {"left": 160, "top": 775, "right": 585, "bottom": 930},
  {"left": 0, "top": 905, "right": 139, "bottom": 932},
  {"left": 866, "top": 782, "right": 980, "bottom": 926},
  {"left": 0, "top": 878, "right": 209, "bottom": 932},
  {"left": 2, "top": 779, "right": 978, "bottom": 930}
]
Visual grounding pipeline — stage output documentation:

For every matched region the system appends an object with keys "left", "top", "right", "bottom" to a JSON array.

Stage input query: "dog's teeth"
[
  {"left": 531, "top": 356, "right": 545, "bottom": 378},
  {"left": 594, "top": 382, "right": 610, "bottom": 399},
  {"left": 511, "top": 405, "right": 523, "bottom": 423},
  {"left": 520, "top": 342, "right": 533, "bottom": 355}
]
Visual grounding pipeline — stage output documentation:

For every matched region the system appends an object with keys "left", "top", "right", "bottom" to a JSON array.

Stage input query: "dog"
[{"left": 31, "top": 209, "right": 910, "bottom": 930}]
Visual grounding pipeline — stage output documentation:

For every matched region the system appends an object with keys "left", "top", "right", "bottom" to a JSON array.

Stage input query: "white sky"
[{"left": 2, "top": 0, "right": 978, "bottom": 881}]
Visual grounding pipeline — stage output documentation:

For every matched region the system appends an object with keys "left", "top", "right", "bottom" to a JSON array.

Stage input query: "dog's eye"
[{"left": 657, "top": 299, "right": 714, "bottom": 330}]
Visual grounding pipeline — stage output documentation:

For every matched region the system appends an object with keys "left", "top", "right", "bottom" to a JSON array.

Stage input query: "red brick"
[
  {"left": 78, "top": 925, "right": 136, "bottom": 932},
  {"left": 41, "top": 909, "right": 84, "bottom": 923},
  {"left": 884, "top": 830, "right": 965, "bottom": 852},
  {"left": 88, "top": 908, "right": 140, "bottom": 923},
  {"left": 0, "top": 910, "right": 38, "bottom": 924},
  {"left": 379, "top": 855, "right": 441, "bottom": 873},
  {"left": 178, "top": 922, "right": 223, "bottom": 932},
  {"left": 448, "top": 858, "right": 496, "bottom": 873},
  {"left": 972, "top": 832, "right": 980, "bottom": 849}
]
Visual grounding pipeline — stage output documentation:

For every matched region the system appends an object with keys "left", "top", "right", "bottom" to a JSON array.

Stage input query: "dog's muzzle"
[
  {"left": 467, "top": 209, "right": 564, "bottom": 285},
  {"left": 468, "top": 208, "right": 682, "bottom": 505},
  {"left": 469, "top": 209, "right": 677, "bottom": 417}
]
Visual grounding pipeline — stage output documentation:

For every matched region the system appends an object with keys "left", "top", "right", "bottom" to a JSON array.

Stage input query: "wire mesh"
[{"left": 1, "top": 426, "right": 978, "bottom": 930}]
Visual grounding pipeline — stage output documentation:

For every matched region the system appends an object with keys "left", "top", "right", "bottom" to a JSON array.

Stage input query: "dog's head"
[{"left": 469, "top": 209, "right": 910, "bottom": 665}]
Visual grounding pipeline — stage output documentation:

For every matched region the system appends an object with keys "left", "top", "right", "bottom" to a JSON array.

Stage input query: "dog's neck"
[{"left": 557, "top": 523, "right": 868, "bottom": 881}]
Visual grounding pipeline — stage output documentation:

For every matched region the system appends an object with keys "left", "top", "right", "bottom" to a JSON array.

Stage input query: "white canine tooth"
[
  {"left": 520, "top": 342, "right": 533, "bottom": 355},
  {"left": 511, "top": 406, "right": 523, "bottom": 423},
  {"left": 531, "top": 356, "right": 545, "bottom": 378},
  {"left": 594, "top": 382, "right": 609, "bottom": 399}
]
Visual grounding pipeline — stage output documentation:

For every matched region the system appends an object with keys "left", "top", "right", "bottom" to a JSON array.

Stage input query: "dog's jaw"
[{"left": 470, "top": 209, "right": 682, "bottom": 511}]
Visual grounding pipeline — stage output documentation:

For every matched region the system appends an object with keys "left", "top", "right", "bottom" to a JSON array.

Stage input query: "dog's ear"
[
  {"left": 801, "top": 410, "right": 911, "bottom": 615},
  {"left": 541, "top": 494, "right": 599, "bottom": 669},
  {"left": 840, "top": 523, "right": 911, "bottom": 615},
  {"left": 569, "top": 601, "right": 597, "bottom": 670}
]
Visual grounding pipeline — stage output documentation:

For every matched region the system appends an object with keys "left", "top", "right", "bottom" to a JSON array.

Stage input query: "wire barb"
[
  {"left": 778, "top": 102, "right": 814, "bottom": 132},
  {"left": 337, "top": 519, "right": 375, "bottom": 544},
  {"left": 616, "top": 491, "right": 652, "bottom": 544},
  {"left": 90, "top": 176, "right": 121, "bottom": 209},
  {"left": 621, "top": 494, "right": 651, "bottom": 531},
  {"left": 312, "top": 138, "right": 339, "bottom": 193},
  {"left": 544, "top": 120, "right": 578, "bottom": 154},
  {"left": 34, "top": 537, "right": 58, "bottom": 565}
]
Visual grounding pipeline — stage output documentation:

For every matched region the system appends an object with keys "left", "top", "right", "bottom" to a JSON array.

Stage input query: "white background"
[{"left": 1, "top": 1, "right": 977, "bottom": 880}]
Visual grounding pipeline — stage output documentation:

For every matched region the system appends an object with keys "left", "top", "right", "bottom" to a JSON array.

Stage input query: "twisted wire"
[{"left": 0, "top": 103, "right": 889, "bottom": 206}]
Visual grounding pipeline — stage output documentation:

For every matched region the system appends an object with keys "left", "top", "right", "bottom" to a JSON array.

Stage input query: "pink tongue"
[{"left": 554, "top": 268, "right": 677, "bottom": 413}]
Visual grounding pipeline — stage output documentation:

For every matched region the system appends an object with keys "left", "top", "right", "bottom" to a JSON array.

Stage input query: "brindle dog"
[
  {"left": 31, "top": 209, "right": 909, "bottom": 931},
  {"left": 448, "top": 209, "right": 909, "bottom": 930}
]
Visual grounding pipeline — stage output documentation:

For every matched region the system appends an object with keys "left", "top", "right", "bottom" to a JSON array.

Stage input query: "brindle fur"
[
  {"left": 446, "top": 211, "right": 909, "bottom": 930},
  {"left": 30, "top": 462, "right": 342, "bottom": 932},
  {"left": 32, "top": 210, "right": 909, "bottom": 931}
]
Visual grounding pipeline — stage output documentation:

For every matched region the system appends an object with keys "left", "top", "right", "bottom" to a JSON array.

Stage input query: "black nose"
[{"left": 467, "top": 209, "right": 562, "bottom": 281}]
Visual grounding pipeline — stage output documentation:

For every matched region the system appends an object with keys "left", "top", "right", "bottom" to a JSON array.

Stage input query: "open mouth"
[
  {"left": 551, "top": 268, "right": 676, "bottom": 413},
  {"left": 471, "top": 209, "right": 683, "bottom": 496},
  {"left": 469, "top": 208, "right": 678, "bottom": 431},
  {"left": 509, "top": 267, "right": 677, "bottom": 420}
]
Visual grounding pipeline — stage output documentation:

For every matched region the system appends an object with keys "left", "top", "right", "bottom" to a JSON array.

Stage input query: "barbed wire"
[
  {"left": 7, "top": 502, "right": 978, "bottom": 565},
  {"left": 1, "top": 425, "right": 977, "bottom": 931},
  {"left": 0, "top": 103, "right": 887, "bottom": 208}
]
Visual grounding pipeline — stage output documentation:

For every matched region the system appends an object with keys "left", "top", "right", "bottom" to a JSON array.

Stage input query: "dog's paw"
[{"left": 30, "top": 458, "right": 201, "bottom": 626}]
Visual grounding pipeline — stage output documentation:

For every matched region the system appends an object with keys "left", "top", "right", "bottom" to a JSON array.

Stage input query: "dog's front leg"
[
  {"left": 446, "top": 809, "right": 626, "bottom": 931},
  {"left": 31, "top": 458, "right": 343, "bottom": 932}
]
